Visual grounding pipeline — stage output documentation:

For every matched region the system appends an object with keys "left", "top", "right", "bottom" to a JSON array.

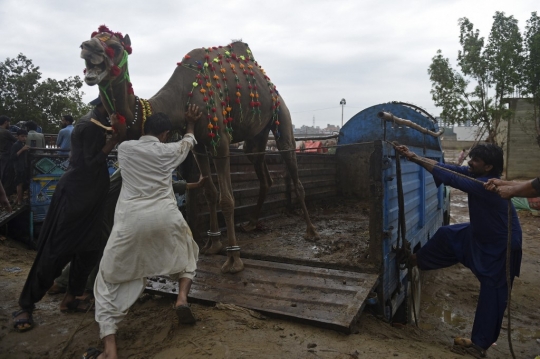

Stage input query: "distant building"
[{"left": 498, "top": 98, "right": 540, "bottom": 179}]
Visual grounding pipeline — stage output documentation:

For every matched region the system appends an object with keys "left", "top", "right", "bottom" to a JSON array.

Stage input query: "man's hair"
[
  {"left": 0, "top": 115, "right": 10, "bottom": 126},
  {"left": 16, "top": 129, "right": 28, "bottom": 136},
  {"left": 25, "top": 120, "right": 38, "bottom": 131},
  {"left": 468, "top": 144, "right": 504, "bottom": 176},
  {"left": 62, "top": 115, "right": 74, "bottom": 124},
  {"left": 144, "top": 112, "right": 172, "bottom": 136}
]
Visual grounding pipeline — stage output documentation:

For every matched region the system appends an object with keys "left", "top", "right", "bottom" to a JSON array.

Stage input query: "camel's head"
[{"left": 80, "top": 25, "right": 132, "bottom": 86}]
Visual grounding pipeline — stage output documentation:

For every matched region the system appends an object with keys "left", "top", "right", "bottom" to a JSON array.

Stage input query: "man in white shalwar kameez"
[{"left": 86, "top": 106, "right": 202, "bottom": 359}]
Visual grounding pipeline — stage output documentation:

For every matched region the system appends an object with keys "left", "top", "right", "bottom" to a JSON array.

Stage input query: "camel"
[{"left": 80, "top": 25, "right": 319, "bottom": 273}]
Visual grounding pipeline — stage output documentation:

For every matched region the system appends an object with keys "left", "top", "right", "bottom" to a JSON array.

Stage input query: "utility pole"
[{"left": 340, "top": 98, "right": 346, "bottom": 127}]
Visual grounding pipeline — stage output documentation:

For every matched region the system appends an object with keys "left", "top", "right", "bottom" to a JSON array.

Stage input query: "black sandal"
[
  {"left": 81, "top": 347, "right": 102, "bottom": 359},
  {"left": 175, "top": 304, "right": 196, "bottom": 324},
  {"left": 61, "top": 297, "right": 95, "bottom": 313},
  {"left": 12, "top": 309, "right": 34, "bottom": 332}
]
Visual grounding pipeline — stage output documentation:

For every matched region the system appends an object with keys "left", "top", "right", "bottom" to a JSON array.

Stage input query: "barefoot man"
[{"left": 84, "top": 106, "right": 202, "bottom": 359}]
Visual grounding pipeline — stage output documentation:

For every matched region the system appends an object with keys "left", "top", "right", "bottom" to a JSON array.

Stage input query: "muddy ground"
[{"left": 1, "top": 189, "right": 540, "bottom": 359}]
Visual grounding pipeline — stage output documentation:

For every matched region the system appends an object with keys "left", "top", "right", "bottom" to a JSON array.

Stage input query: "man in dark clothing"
[
  {"left": 395, "top": 143, "right": 522, "bottom": 358},
  {"left": 12, "top": 99, "right": 126, "bottom": 332},
  {"left": 0, "top": 115, "right": 17, "bottom": 195},
  {"left": 10, "top": 129, "right": 30, "bottom": 206}
]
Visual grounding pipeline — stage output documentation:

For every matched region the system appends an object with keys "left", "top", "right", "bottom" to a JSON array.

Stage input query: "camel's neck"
[
  {"left": 100, "top": 65, "right": 190, "bottom": 138},
  {"left": 144, "top": 67, "right": 191, "bottom": 132},
  {"left": 98, "top": 63, "right": 138, "bottom": 137}
]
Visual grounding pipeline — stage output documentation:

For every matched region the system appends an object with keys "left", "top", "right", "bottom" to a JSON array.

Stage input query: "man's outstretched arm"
[
  {"left": 394, "top": 145, "right": 437, "bottom": 173},
  {"left": 485, "top": 177, "right": 540, "bottom": 199}
]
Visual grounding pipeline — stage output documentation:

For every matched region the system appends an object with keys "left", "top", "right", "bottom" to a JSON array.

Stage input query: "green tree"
[
  {"left": 0, "top": 53, "right": 42, "bottom": 122},
  {"left": 522, "top": 11, "right": 540, "bottom": 145},
  {"left": 0, "top": 54, "right": 90, "bottom": 133},
  {"left": 36, "top": 76, "right": 89, "bottom": 133},
  {"left": 428, "top": 12, "right": 524, "bottom": 144}
]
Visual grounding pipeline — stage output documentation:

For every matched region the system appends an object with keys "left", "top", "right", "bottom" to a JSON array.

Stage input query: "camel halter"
[{"left": 98, "top": 50, "right": 130, "bottom": 112}]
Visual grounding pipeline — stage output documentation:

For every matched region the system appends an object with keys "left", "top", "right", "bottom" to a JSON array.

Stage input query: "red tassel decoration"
[
  {"left": 124, "top": 45, "right": 132, "bottom": 54},
  {"left": 110, "top": 65, "right": 121, "bottom": 77},
  {"left": 105, "top": 47, "right": 115, "bottom": 59},
  {"left": 98, "top": 25, "right": 111, "bottom": 33},
  {"left": 116, "top": 113, "right": 126, "bottom": 124}
]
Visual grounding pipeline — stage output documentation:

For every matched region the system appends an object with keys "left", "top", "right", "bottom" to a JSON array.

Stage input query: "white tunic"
[{"left": 100, "top": 134, "right": 199, "bottom": 284}]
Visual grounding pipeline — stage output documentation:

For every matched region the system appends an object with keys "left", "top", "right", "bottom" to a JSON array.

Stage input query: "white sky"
[{"left": 0, "top": 0, "right": 537, "bottom": 128}]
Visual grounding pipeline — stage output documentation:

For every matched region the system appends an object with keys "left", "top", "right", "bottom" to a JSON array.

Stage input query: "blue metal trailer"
[{"left": 337, "top": 101, "right": 449, "bottom": 322}]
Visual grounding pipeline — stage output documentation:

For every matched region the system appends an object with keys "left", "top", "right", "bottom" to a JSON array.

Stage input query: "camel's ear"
[{"left": 123, "top": 35, "right": 131, "bottom": 47}]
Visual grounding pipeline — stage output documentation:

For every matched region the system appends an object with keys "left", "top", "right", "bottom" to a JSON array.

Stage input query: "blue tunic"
[
  {"left": 430, "top": 163, "right": 522, "bottom": 287},
  {"left": 417, "top": 163, "right": 523, "bottom": 349}
]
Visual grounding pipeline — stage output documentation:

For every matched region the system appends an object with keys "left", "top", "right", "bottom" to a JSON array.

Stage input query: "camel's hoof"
[
  {"left": 205, "top": 242, "right": 223, "bottom": 255},
  {"left": 240, "top": 222, "right": 257, "bottom": 233},
  {"left": 304, "top": 228, "right": 320, "bottom": 242},
  {"left": 201, "top": 239, "right": 222, "bottom": 255},
  {"left": 221, "top": 255, "right": 244, "bottom": 274}
]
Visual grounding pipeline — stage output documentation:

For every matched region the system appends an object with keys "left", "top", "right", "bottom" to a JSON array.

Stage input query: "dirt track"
[{"left": 1, "top": 190, "right": 539, "bottom": 359}]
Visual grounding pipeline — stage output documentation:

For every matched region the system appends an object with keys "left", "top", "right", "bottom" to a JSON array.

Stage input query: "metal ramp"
[{"left": 145, "top": 256, "right": 379, "bottom": 333}]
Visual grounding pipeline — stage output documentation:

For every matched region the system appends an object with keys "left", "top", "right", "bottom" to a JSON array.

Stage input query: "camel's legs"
[
  {"left": 241, "top": 131, "right": 273, "bottom": 232},
  {"left": 274, "top": 111, "right": 319, "bottom": 240},
  {"left": 211, "top": 146, "right": 244, "bottom": 273},
  {"left": 194, "top": 146, "right": 222, "bottom": 255}
]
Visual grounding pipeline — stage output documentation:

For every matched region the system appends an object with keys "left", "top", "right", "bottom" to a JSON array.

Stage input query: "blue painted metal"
[
  {"left": 339, "top": 102, "right": 448, "bottom": 321},
  {"left": 28, "top": 150, "right": 119, "bottom": 223},
  {"left": 339, "top": 101, "right": 442, "bottom": 152},
  {"left": 28, "top": 150, "right": 184, "bottom": 224}
]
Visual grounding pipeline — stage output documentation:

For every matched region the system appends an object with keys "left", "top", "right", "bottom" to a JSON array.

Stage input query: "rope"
[
  {"left": 395, "top": 154, "right": 419, "bottom": 327},
  {"left": 60, "top": 301, "right": 94, "bottom": 358},
  {"left": 192, "top": 140, "right": 375, "bottom": 159},
  {"left": 506, "top": 201, "right": 517, "bottom": 359}
]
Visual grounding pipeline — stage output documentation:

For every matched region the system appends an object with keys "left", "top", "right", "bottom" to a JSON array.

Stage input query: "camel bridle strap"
[{"left": 98, "top": 50, "right": 130, "bottom": 112}]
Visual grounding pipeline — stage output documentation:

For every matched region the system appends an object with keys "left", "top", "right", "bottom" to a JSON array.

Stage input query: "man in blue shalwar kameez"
[{"left": 395, "top": 143, "right": 522, "bottom": 358}]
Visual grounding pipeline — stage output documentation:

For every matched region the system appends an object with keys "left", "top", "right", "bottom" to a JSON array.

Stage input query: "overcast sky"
[{"left": 1, "top": 0, "right": 537, "bottom": 128}]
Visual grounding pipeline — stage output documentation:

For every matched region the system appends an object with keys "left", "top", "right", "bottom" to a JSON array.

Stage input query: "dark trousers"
[
  {"left": 416, "top": 225, "right": 518, "bottom": 350},
  {"left": 18, "top": 243, "right": 100, "bottom": 311}
]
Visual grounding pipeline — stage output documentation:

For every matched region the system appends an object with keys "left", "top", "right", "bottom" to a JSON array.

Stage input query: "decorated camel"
[{"left": 80, "top": 25, "right": 319, "bottom": 273}]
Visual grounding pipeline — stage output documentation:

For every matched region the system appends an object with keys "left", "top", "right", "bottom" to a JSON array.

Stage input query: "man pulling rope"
[{"left": 394, "top": 143, "right": 522, "bottom": 359}]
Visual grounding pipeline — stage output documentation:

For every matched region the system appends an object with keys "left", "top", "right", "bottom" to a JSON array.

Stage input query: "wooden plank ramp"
[{"left": 145, "top": 256, "right": 379, "bottom": 333}]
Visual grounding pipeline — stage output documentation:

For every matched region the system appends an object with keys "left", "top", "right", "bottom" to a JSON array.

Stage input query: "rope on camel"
[{"left": 192, "top": 140, "right": 375, "bottom": 159}]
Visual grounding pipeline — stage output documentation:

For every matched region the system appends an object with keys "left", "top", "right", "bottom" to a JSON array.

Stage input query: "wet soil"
[
  {"left": 1, "top": 190, "right": 539, "bottom": 358},
  {"left": 237, "top": 199, "right": 371, "bottom": 269}
]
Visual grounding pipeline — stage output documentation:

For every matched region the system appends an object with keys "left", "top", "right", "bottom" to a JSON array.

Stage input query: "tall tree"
[
  {"left": 428, "top": 12, "right": 524, "bottom": 144},
  {"left": 522, "top": 11, "right": 540, "bottom": 146},
  {"left": 0, "top": 54, "right": 90, "bottom": 133},
  {"left": 0, "top": 53, "right": 42, "bottom": 122}
]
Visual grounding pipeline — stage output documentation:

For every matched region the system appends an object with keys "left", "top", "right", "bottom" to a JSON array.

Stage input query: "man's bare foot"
[{"left": 60, "top": 292, "right": 94, "bottom": 313}]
